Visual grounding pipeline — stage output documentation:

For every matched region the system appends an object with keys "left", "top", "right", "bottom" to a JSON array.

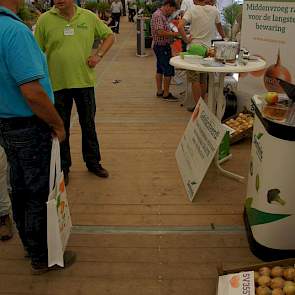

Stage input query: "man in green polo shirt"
[{"left": 35, "top": 0, "right": 114, "bottom": 185}]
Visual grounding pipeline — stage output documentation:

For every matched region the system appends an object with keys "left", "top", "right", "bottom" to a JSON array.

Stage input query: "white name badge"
[{"left": 64, "top": 25, "right": 74, "bottom": 36}]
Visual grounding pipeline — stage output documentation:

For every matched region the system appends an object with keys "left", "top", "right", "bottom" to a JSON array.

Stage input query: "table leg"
[{"left": 208, "top": 73, "right": 245, "bottom": 182}]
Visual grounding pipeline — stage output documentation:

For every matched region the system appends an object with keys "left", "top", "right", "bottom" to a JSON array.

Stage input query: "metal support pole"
[{"left": 136, "top": 16, "right": 147, "bottom": 57}]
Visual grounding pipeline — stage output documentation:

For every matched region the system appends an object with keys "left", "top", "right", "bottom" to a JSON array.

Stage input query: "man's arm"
[
  {"left": 20, "top": 81, "right": 65, "bottom": 142},
  {"left": 177, "top": 19, "right": 191, "bottom": 43},
  {"left": 87, "top": 34, "right": 115, "bottom": 68},
  {"left": 215, "top": 22, "right": 225, "bottom": 39}
]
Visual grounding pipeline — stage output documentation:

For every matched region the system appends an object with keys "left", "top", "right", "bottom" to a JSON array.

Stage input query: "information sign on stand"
[
  {"left": 238, "top": 0, "right": 295, "bottom": 109},
  {"left": 176, "top": 99, "right": 226, "bottom": 202}
]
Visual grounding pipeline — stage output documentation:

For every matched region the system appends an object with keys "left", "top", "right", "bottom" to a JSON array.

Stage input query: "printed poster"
[
  {"left": 176, "top": 98, "right": 226, "bottom": 202},
  {"left": 238, "top": 0, "right": 295, "bottom": 109}
]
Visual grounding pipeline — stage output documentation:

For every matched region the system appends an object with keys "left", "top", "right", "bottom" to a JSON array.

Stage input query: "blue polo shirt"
[{"left": 0, "top": 6, "right": 54, "bottom": 118}]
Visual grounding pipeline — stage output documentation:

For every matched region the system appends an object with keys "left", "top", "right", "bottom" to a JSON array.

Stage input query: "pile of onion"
[{"left": 255, "top": 266, "right": 295, "bottom": 295}]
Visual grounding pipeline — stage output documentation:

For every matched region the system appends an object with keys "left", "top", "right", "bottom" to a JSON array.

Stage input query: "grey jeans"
[{"left": 0, "top": 146, "right": 11, "bottom": 217}]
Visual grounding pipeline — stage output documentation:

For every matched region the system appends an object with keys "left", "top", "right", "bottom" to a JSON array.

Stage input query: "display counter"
[{"left": 244, "top": 95, "right": 295, "bottom": 261}]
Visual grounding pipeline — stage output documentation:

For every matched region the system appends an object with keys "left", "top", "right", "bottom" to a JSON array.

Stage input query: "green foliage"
[
  {"left": 136, "top": 0, "right": 161, "bottom": 17},
  {"left": 84, "top": 1, "right": 98, "bottom": 12},
  {"left": 18, "top": 4, "right": 34, "bottom": 21},
  {"left": 97, "top": 1, "right": 110, "bottom": 12},
  {"left": 222, "top": 2, "right": 242, "bottom": 27}
]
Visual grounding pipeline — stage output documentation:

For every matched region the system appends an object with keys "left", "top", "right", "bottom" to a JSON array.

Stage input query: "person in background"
[
  {"left": 151, "top": 0, "right": 190, "bottom": 101},
  {"left": 127, "top": 0, "right": 136, "bottom": 22},
  {"left": 0, "top": 0, "right": 77, "bottom": 274},
  {"left": 180, "top": 0, "right": 194, "bottom": 15},
  {"left": 0, "top": 147, "right": 13, "bottom": 241},
  {"left": 110, "top": 0, "right": 123, "bottom": 33},
  {"left": 35, "top": 0, "right": 115, "bottom": 185},
  {"left": 178, "top": 0, "right": 225, "bottom": 107}
]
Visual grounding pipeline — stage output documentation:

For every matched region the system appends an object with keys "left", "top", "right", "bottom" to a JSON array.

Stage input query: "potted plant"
[
  {"left": 222, "top": 2, "right": 242, "bottom": 41},
  {"left": 84, "top": 0, "right": 98, "bottom": 12},
  {"left": 18, "top": 4, "right": 38, "bottom": 29},
  {"left": 97, "top": 1, "right": 110, "bottom": 20}
]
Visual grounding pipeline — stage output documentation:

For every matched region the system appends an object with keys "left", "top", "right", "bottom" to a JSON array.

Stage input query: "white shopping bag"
[{"left": 47, "top": 138, "right": 72, "bottom": 267}]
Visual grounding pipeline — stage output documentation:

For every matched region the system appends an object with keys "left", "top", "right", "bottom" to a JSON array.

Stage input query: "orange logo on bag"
[
  {"left": 230, "top": 275, "right": 240, "bottom": 288},
  {"left": 60, "top": 180, "right": 65, "bottom": 193}
]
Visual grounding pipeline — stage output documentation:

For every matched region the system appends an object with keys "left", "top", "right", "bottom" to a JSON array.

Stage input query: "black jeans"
[
  {"left": 0, "top": 116, "right": 52, "bottom": 265},
  {"left": 128, "top": 8, "right": 136, "bottom": 22},
  {"left": 111, "top": 13, "right": 121, "bottom": 33},
  {"left": 54, "top": 87, "right": 101, "bottom": 172}
]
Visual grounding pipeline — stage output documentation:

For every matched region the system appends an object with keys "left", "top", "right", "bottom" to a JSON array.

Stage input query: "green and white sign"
[
  {"left": 238, "top": 0, "right": 295, "bottom": 109},
  {"left": 176, "top": 98, "right": 226, "bottom": 202}
]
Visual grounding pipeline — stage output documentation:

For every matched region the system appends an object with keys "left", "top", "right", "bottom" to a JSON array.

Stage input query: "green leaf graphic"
[
  {"left": 256, "top": 133, "right": 263, "bottom": 140},
  {"left": 245, "top": 198, "right": 290, "bottom": 226}
]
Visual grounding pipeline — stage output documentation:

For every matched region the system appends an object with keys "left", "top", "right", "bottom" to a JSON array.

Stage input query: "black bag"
[{"left": 222, "top": 85, "right": 238, "bottom": 120}]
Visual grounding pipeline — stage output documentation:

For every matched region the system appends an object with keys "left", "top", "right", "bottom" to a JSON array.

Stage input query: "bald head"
[{"left": 0, "top": 0, "right": 24, "bottom": 13}]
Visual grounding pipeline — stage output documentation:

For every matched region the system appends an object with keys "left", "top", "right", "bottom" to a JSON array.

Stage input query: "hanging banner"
[
  {"left": 176, "top": 99, "right": 226, "bottom": 202},
  {"left": 238, "top": 0, "right": 295, "bottom": 109}
]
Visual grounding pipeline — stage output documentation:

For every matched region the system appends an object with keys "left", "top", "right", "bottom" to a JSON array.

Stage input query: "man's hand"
[
  {"left": 52, "top": 125, "right": 66, "bottom": 143},
  {"left": 87, "top": 55, "right": 101, "bottom": 68}
]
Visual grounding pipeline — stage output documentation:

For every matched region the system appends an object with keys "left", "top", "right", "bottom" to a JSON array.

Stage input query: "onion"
[
  {"left": 271, "top": 266, "right": 284, "bottom": 277},
  {"left": 255, "top": 271, "right": 260, "bottom": 284},
  {"left": 259, "top": 267, "right": 272, "bottom": 276},
  {"left": 271, "top": 277, "right": 285, "bottom": 289},
  {"left": 283, "top": 285, "right": 295, "bottom": 295},
  {"left": 258, "top": 275, "right": 271, "bottom": 287},
  {"left": 272, "top": 289, "right": 284, "bottom": 295},
  {"left": 284, "top": 268, "right": 295, "bottom": 281},
  {"left": 285, "top": 281, "right": 295, "bottom": 287},
  {"left": 256, "top": 286, "right": 272, "bottom": 295},
  {"left": 263, "top": 49, "right": 292, "bottom": 93}
]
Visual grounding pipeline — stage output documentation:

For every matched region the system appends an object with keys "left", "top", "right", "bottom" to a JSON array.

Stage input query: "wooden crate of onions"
[
  {"left": 255, "top": 265, "right": 295, "bottom": 295},
  {"left": 224, "top": 112, "right": 254, "bottom": 144}
]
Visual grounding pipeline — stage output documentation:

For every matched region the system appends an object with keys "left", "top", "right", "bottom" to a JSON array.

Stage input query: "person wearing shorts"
[
  {"left": 178, "top": 0, "right": 224, "bottom": 106},
  {"left": 151, "top": 0, "right": 189, "bottom": 101}
]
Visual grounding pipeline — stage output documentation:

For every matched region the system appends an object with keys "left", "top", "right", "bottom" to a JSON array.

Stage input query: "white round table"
[{"left": 170, "top": 56, "right": 267, "bottom": 181}]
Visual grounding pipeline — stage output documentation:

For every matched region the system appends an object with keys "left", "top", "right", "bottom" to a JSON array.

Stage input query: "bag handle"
[{"left": 49, "top": 138, "right": 61, "bottom": 193}]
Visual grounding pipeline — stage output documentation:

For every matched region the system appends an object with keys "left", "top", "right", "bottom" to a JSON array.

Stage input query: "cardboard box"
[{"left": 216, "top": 258, "right": 295, "bottom": 295}]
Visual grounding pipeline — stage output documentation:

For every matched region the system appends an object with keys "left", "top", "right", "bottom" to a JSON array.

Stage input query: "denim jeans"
[
  {"left": 54, "top": 87, "right": 101, "bottom": 172},
  {"left": 0, "top": 146, "right": 11, "bottom": 217},
  {"left": 0, "top": 116, "right": 52, "bottom": 264}
]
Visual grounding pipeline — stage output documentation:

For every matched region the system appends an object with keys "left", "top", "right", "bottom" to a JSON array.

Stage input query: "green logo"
[{"left": 77, "top": 22, "right": 88, "bottom": 29}]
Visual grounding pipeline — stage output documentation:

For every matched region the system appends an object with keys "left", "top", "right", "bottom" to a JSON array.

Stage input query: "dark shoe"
[
  {"left": 156, "top": 91, "right": 164, "bottom": 97},
  {"left": 87, "top": 163, "right": 109, "bottom": 178},
  {"left": 0, "top": 214, "right": 13, "bottom": 241},
  {"left": 162, "top": 93, "right": 178, "bottom": 101},
  {"left": 31, "top": 250, "right": 76, "bottom": 275}
]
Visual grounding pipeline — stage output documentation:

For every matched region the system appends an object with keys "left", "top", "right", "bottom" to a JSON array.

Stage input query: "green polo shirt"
[{"left": 34, "top": 6, "right": 112, "bottom": 91}]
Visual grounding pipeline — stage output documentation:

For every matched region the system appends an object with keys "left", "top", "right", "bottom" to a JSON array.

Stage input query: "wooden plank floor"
[{"left": 0, "top": 17, "right": 260, "bottom": 294}]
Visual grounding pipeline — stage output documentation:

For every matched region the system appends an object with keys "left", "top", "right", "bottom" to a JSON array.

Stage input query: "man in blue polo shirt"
[{"left": 0, "top": 0, "right": 75, "bottom": 274}]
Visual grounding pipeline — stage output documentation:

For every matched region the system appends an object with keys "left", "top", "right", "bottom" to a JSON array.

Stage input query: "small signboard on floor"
[{"left": 176, "top": 98, "right": 226, "bottom": 201}]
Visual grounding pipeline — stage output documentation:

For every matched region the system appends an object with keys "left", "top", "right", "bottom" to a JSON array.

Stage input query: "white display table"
[{"left": 170, "top": 56, "right": 266, "bottom": 181}]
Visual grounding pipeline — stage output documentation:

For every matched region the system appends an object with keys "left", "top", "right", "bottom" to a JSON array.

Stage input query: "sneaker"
[
  {"left": 162, "top": 93, "right": 178, "bottom": 101},
  {"left": 87, "top": 163, "right": 109, "bottom": 178},
  {"left": 31, "top": 250, "right": 76, "bottom": 275},
  {"left": 0, "top": 214, "right": 13, "bottom": 241}
]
